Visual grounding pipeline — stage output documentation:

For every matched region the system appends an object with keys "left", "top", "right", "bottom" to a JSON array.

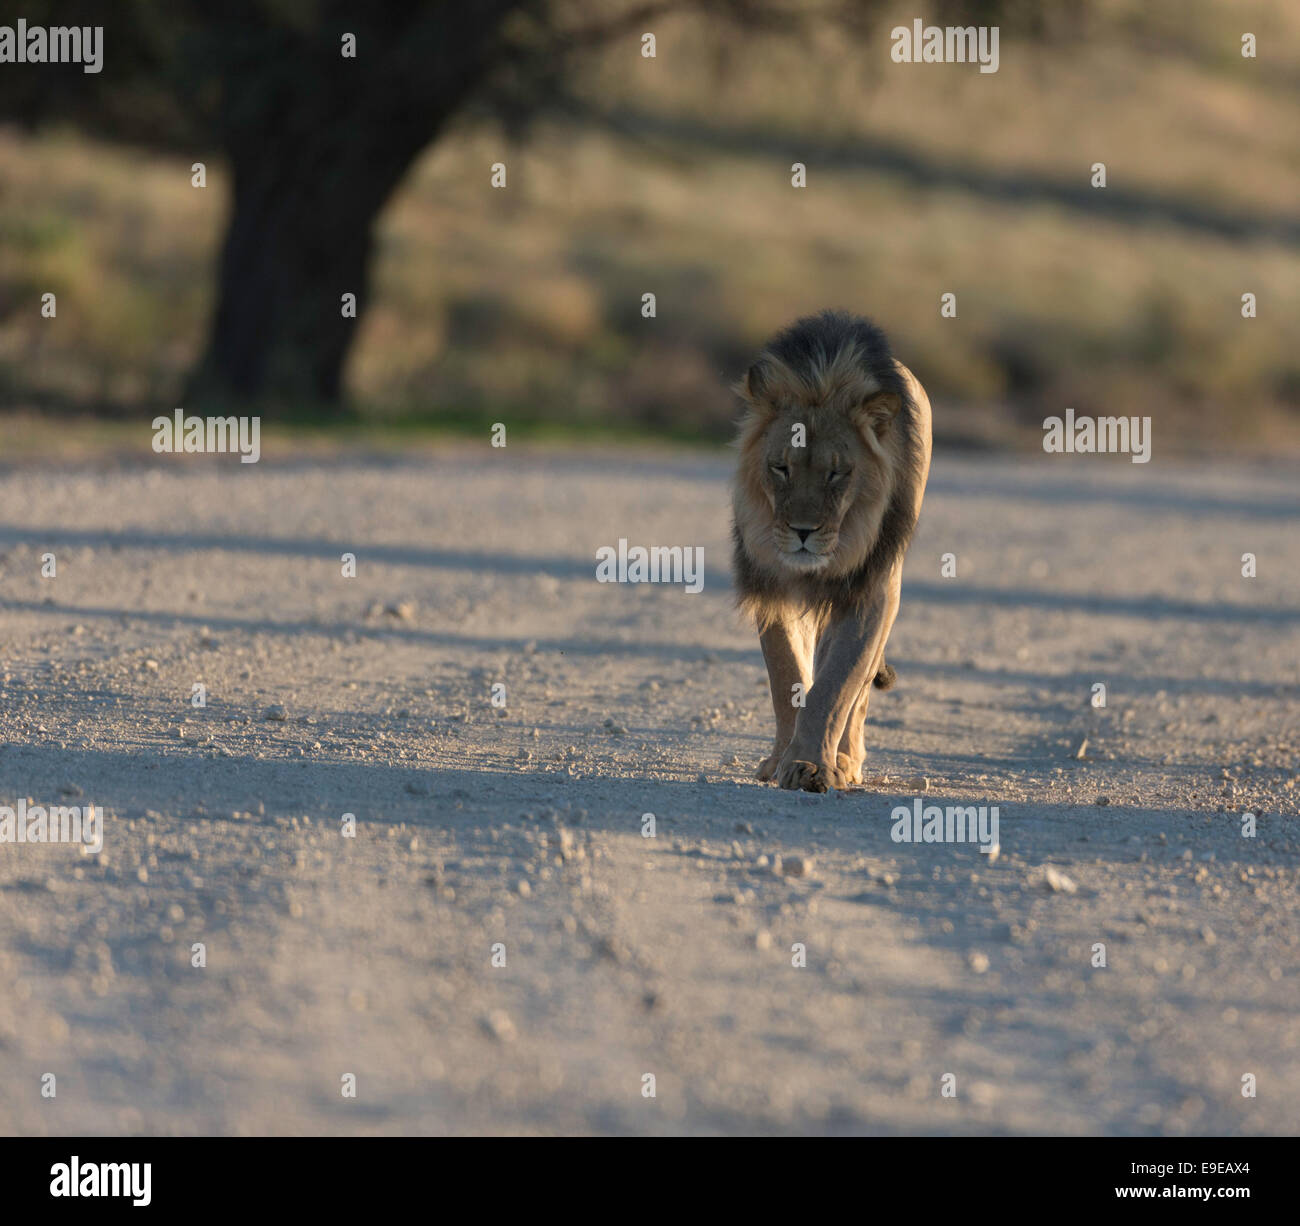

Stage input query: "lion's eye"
[
  {"left": 770, "top": 463, "right": 789, "bottom": 479},
  {"left": 828, "top": 470, "right": 849, "bottom": 484}
]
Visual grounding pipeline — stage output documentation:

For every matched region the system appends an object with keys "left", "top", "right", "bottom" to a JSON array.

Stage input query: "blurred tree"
[
  {"left": 3, "top": 0, "right": 538, "bottom": 409},
  {"left": 0, "top": 0, "right": 1021, "bottom": 413}
]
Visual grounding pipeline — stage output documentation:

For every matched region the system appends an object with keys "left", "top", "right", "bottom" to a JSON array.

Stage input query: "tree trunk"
[
  {"left": 184, "top": 1, "right": 524, "bottom": 415},
  {"left": 186, "top": 133, "right": 417, "bottom": 414}
]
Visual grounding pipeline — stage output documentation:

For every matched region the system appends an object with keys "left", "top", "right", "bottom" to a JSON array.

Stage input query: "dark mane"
[
  {"left": 731, "top": 310, "right": 926, "bottom": 622},
  {"left": 762, "top": 309, "right": 910, "bottom": 408}
]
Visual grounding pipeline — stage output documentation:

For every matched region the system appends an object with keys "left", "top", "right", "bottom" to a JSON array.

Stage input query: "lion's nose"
[{"left": 792, "top": 526, "right": 818, "bottom": 544}]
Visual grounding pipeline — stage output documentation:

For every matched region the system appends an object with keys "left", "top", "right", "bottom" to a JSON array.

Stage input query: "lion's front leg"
[
  {"left": 776, "top": 587, "right": 897, "bottom": 792},
  {"left": 756, "top": 615, "right": 816, "bottom": 780}
]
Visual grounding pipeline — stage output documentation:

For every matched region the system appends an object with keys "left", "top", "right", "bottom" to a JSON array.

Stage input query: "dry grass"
[{"left": 1, "top": 0, "right": 1298, "bottom": 452}]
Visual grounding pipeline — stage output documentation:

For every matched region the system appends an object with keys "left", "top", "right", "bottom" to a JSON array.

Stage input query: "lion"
[{"left": 730, "top": 310, "right": 932, "bottom": 792}]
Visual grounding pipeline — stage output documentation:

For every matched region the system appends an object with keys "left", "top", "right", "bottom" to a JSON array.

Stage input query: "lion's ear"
[
  {"left": 856, "top": 390, "right": 901, "bottom": 437},
  {"left": 735, "top": 360, "right": 773, "bottom": 410}
]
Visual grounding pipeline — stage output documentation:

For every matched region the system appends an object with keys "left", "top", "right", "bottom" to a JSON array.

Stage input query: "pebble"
[
  {"left": 781, "top": 855, "right": 813, "bottom": 878},
  {"left": 555, "top": 828, "right": 583, "bottom": 864},
  {"left": 1043, "top": 866, "right": 1077, "bottom": 894},
  {"left": 264, "top": 705, "right": 288, "bottom": 721}
]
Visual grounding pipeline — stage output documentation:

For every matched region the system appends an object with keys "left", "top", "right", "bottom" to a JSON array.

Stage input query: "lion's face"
[
  {"left": 759, "top": 413, "right": 871, "bottom": 570},
  {"left": 732, "top": 337, "right": 909, "bottom": 591}
]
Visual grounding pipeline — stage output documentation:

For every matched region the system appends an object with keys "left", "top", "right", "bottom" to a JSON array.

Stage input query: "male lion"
[{"left": 731, "top": 310, "right": 932, "bottom": 792}]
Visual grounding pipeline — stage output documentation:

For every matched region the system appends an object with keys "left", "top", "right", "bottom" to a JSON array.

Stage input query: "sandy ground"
[{"left": 0, "top": 443, "right": 1297, "bottom": 1136}]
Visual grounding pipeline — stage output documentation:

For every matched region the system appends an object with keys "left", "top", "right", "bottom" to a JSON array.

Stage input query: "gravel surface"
[{"left": 0, "top": 444, "right": 1297, "bottom": 1135}]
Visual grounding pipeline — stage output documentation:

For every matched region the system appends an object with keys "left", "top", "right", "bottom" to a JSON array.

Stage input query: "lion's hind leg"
[
  {"left": 835, "top": 681, "right": 873, "bottom": 785},
  {"left": 835, "top": 598, "right": 901, "bottom": 785}
]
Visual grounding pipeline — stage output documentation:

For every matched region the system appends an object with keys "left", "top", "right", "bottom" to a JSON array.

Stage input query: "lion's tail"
[{"left": 872, "top": 661, "right": 896, "bottom": 690}]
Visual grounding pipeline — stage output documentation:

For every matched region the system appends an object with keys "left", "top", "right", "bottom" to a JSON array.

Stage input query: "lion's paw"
[
  {"left": 756, "top": 742, "right": 794, "bottom": 781},
  {"left": 775, "top": 754, "right": 844, "bottom": 793},
  {"left": 835, "top": 753, "right": 864, "bottom": 786}
]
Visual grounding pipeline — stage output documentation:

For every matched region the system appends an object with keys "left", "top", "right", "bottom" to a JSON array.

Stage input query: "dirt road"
[{"left": 1, "top": 444, "right": 1297, "bottom": 1135}]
